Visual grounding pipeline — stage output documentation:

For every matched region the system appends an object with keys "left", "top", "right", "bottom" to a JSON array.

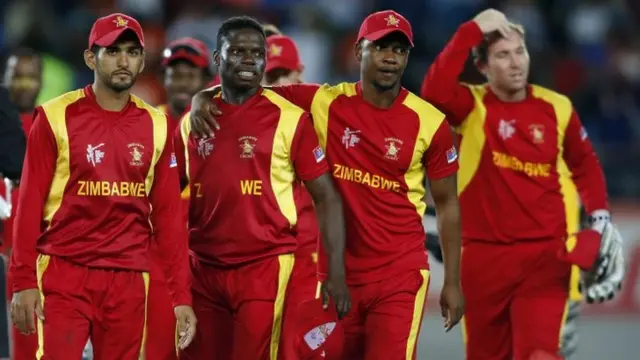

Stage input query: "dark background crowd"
[{"left": 2, "top": 0, "right": 639, "bottom": 199}]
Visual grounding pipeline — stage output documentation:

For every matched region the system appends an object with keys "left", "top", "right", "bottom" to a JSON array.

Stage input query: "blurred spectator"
[{"left": 0, "top": 87, "right": 24, "bottom": 183}]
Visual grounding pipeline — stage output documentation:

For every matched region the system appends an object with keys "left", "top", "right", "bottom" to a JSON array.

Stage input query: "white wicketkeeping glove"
[{"left": 583, "top": 216, "right": 625, "bottom": 304}]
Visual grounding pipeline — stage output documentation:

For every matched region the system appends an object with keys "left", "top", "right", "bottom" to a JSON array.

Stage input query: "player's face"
[
  {"left": 263, "top": 70, "right": 303, "bottom": 86},
  {"left": 4, "top": 55, "right": 41, "bottom": 112},
  {"left": 483, "top": 32, "right": 529, "bottom": 93},
  {"left": 215, "top": 29, "right": 266, "bottom": 91},
  {"left": 165, "top": 62, "right": 207, "bottom": 114},
  {"left": 85, "top": 38, "right": 145, "bottom": 93},
  {"left": 358, "top": 33, "right": 410, "bottom": 91}
]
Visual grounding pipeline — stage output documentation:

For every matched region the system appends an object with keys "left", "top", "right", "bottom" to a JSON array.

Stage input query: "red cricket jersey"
[
  {"left": 1, "top": 113, "right": 33, "bottom": 252},
  {"left": 420, "top": 21, "right": 608, "bottom": 244},
  {"left": 270, "top": 82, "right": 458, "bottom": 284},
  {"left": 10, "top": 86, "right": 191, "bottom": 306},
  {"left": 174, "top": 88, "right": 328, "bottom": 267}
]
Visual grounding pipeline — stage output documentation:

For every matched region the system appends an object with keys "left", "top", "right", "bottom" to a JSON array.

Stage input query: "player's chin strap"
[{"left": 583, "top": 209, "right": 625, "bottom": 304}]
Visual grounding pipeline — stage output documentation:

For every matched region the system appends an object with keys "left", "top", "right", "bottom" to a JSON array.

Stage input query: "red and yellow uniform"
[
  {"left": 420, "top": 21, "right": 608, "bottom": 360},
  {"left": 9, "top": 85, "right": 190, "bottom": 359},
  {"left": 175, "top": 88, "right": 328, "bottom": 359},
  {"left": 271, "top": 82, "right": 458, "bottom": 360}
]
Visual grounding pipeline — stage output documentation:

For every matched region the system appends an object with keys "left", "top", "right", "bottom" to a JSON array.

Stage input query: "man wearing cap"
[
  {"left": 175, "top": 16, "right": 350, "bottom": 360},
  {"left": 190, "top": 10, "right": 465, "bottom": 360},
  {"left": 9, "top": 13, "right": 196, "bottom": 359},
  {"left": 146, "top": 36, "right": 212, "bottom": 360}
]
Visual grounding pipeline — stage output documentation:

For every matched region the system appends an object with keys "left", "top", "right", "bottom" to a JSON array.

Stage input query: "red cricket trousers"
[
  {"left": 145, "top": 277, "right": 177, "bottom": 360},
  {"left": 281, "top": 251, "right": 317, "bottom": 360},
  {"left": 36, "top": 254, "right": 149, "bottom": 360},
  {"left": 339, "top": 269, "right": 430, "bottom": 360},
  {"left": 180, "top": 254, "right": 295, "bottom": 360},
  {"left": 461, "top": 240, "right": 572, "bottom": 360}
]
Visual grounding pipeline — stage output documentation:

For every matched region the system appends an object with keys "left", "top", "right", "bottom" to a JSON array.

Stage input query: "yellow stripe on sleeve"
[
  {"left": 402, "top": 92, "right": 447, "bottom": 217},
  {"left": 456, "top": 85, "right": 489, "bottom": 195},
  {"left": 41, "top": 89, "right": 86, "bottom": 224},
  {"left": 309, "top": 83, "right": 357, "bottom": 150},
  {"left": 179, "top": 112, "right": 192, "bottom": 183},
  {"left": 262, "top": 89, "right": 305, "bottom": 226},
  {"left": 131, "top": 96, "right": 168, "bottom": 196}
]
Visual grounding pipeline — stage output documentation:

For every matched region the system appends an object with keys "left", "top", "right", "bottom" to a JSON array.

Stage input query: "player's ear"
[
  {"left": 213, "top": 50, "right": 221, "bottom": 67},
  {"left": 475, "top": 60, "right": 488, "bottom": 78},
  {"left": 84, "top": 49, "right": 97, "bottom": 71},
  {"left": 138, "top": 51, "right": 146, "bottom": 74},
  {"left": 354, "top": 40, "right": 363, "bottom": 62}
]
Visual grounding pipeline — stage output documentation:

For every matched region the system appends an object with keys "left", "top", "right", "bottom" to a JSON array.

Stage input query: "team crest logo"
[
  {"left": 385, "top": 14, "right": 400, "bottom": 27},
  {"left": 238, "top": 136, "right": 257, "bottom": 158},
  {"left": 384, "top": 137, "right": 403, "bottom": 160},
  {"left": 269, "top": 44, "right": 283, "bottom": 57},
  {"left": 529, "top": 124, "right": 545, "bottom": 144},
  {"left": 113, "top": 16, "right": 129, "bottom": 28},
  {"left": 128, "top": 143, "right": 145, "bottom": 166}
]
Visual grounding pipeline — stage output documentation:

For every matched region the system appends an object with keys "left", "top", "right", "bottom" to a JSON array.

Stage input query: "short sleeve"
[
  {"left": 290, "top": 113, "right": 328, "bottom": 181},
  {"left": 424, "top": 120, "right": 459, "bottom": 180}
]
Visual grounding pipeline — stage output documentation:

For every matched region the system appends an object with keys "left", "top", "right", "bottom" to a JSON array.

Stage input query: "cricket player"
[
  {"left": 174, "top": 16, "right": 350, "bottom": 359},
  {"left": 1, "top": 47, "right": 41, "bottom": 360},
  {"left": 420, "top": 8, "right": 624, "bottom": 360},
  {"left": 260, "top": 33, "right": 319, "bottom": 359},
  {"left": 145, "top": 37, "right": 212, "bottom": 360},
  {"left": 9, "top": 13, "right": 196, "bottom": 359},
  {"left": 190, "top": 10, "right": 465, "bottom": 360}
]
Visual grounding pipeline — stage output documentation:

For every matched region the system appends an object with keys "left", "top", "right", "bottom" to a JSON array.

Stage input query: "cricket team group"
[{"left": 0, "top": 5, "right": 627, "bottom": 360}]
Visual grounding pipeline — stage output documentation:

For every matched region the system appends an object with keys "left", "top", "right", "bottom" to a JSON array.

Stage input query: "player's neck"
[
  {"left": 489, "top": 83, "right": 527, "bottom": 102},
  {"left": 220, "top": 84, "right": 260, "bottom": 106},
  {"left": 92, "top": 83, "right": 130, "bottom": 112},
  {"left": 168, "top": 104, "right": 184, "bottom": 120},
  {"left": 361, "top": 81, "right": 401, "bottom": 109}
]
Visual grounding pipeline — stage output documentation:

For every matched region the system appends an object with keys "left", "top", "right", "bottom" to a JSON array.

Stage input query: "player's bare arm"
[
  {"left": 304, "top": 173, "right": 351, "bottom": 318},
  {"left": 429, "top": 174, "right": 464, "bottom": 331},
  {"left": 190, "top": 85, "right": 222, "bottom": 138}
]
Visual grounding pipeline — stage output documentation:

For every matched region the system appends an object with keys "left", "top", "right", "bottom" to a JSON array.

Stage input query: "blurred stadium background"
[{"left": 1, "top": 0, "right": 639, "bottom": 358}]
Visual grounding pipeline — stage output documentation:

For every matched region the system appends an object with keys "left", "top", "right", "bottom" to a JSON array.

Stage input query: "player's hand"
[
  {"left": 174, "top": 305, "right": 197, "bottom": 350},
  {"left": 321, "top": 274, "right": 351, "bottom": 319},
  {"left": 439, "top": 282, "right": 464, "bottom": 332},
  {"left": 472, "top": 9, "right": 512, "bottom": 37},
  {"left": 190, "top": 89, "right": 222, "bottom": 138},
  {"left": 11, "top": 288, "right": 44, "bottom": 335}
]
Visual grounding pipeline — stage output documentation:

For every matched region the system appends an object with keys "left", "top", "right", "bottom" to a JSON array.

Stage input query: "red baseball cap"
[
  {"left": 357, "top": 10, "right": 414, "bottom": 47},
  {"left": 162, "top": 37, "right": 211, "bottom": 69},
  {"left": 88, "top": 13, "right": 144, "bottom": 49},
  {"left": 295, "top": 298, "right": 344, "bottom": 359},
  {"left": 266, "top": 35, "right": 303, "bottom": 73}
]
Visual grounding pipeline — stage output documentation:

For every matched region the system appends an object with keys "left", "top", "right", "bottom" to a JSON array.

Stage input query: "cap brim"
[
  {"left": 265, "top": 59, "right": 301, "bottom": 73},
  {"left": 163, "top": 53, "right": 209, "bottom": 68},
  {"left": 92, "top": 28, "right": 143, "bottom": 48},
  {"left": 363, "top": 29, "right": 414, "bottom": 47}
]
